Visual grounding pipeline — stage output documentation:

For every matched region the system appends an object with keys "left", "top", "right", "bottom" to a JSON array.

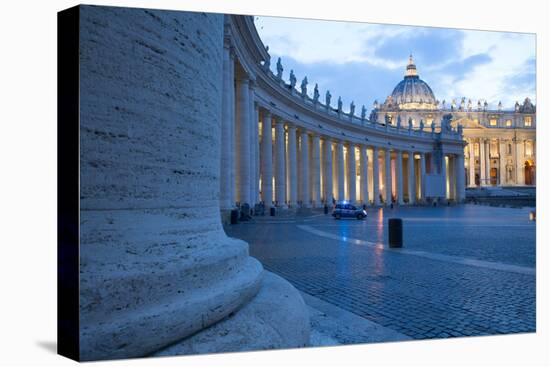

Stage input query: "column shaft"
[
  {"left": 442, "top": 153, "right": 448, "bottom": 199},
  {"left": 323, "top": 139, "right": 333, "bottom": 204},
  {"left": 372, "top": 147, "right": 380, "bottom": 205},
  {"left": 480, "top": 139, "right": 487, "bottom": 186},
  {"left": 311, "top": 135, "right": 321, "bottom": 207},
  {"left": 359, "top": 146, "right": 369, "bottom": 205},
  {"left": 300, "top": 131, "right": 310, "bottom": 206},
  {"left": 220, "top": 44, "right": 232, "bottom": 209},
  {"left": 408, "top": 151, "right": 415, "bottom": 204},
  {"left": 515, "top": 139, "right": 525, "bottom": 185},
  {"left": 336, "top": 142, "right": 345, "bottom": 201},
  {"left": 396, "top": 150, "right": 404, "bottom": 204},
  {"left": 251, "top": 101, "right": 259, "bottom": 204},
  {"left": 469, "top": 139, "right": 476, "bottom": 187},
  {"left": 274, "top": 119, "right": 286, "bottom": 206},
  {"left": 420, "top": 152, "right": 426, "bottom": 201},
  {"left": 235, "top": 78, "right": 250, "bottom": 205},
  {"left": 287, "top": 126, "right": 298, "bottom": 206},
  {"left": 456, "top": 154, "right": 465, "bottom": 202},
  {"left": 385, "top": 149, "right": 392, "bottom": 205},
  {"left": 261, "top": 111, "right": 273, "bottom": 206},
  {"left": 347, "top": 143, "right": 357, "bottom": 203},
  {"left": 499, "top": 139, "right": 506, "bottom": 185}
]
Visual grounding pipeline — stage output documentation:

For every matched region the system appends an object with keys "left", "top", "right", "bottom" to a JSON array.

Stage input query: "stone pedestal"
[{"left": 78, "top": 6, "right": 309, "bottom": 361}]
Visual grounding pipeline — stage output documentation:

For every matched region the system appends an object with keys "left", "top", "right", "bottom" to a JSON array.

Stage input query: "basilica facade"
[{"left": 373, "top": 56, "right": 536, "bottom": 188}]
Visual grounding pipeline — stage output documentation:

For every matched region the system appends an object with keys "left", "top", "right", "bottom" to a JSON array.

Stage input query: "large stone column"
[
  {"left": 359, "top": 145, "right": 369, "bottom": 205},
  {"left": 274, "top": 118, "right": 286, "bottom": 206},
  {"left": 347, "top": 143, "right": 357, "bottom": 204},
  {"left": 261, "top": 110, "right": 273, "bottom": 206},
  {"left": 442, "top": 153, "right": 448, "bottom": 199},
  {"left": 515, "top": 138, "right": 525, "bottom": 185},
  {"left": 336, "top": 141, "right": 345, "bottom": 201},
  {"left": 499, "top": 139, "right": 506, "bottom": 186},
  {"left": 287, "top": 125, "right": 298, "bottom": 207},
  {"left": 77, "top": 7, "right": 308, "bottom": 361},
  {"left": 250, "top": 88, "right": 258, "bottom": 206},
  {"left": 311, "top": 134, "right": 321, "bottom": 207},
  {"left": 455, "top": 153, "right": 465, "bottom": 202},
  {"left": 220, "top": 41, "right": 233, "bottom": 211},
  {"left": 228, "top": 48, "right": 236, "bottom": 207},
  {"left": 372, "top": 147, "right": 380, "bottom": 205},
  {"left": 323, "top": 138, "right": 333, "bottom": 204},
  {"left": 300, "top": 130, "right": 310, "bottom": 206},
  {"left": 468, "top": 139, "right": 476, "bottom": 187},
  {"left": 236, "top": 77, "right": 251, "bottom": 205},
  {"left": 420, "top": 152, "right": 426, "bottom": 201},
  {"left": 396, "top": 150, "right": 404, "bottom": 205},
  {"left": 408, "top": 151, "right": 415, "bottom": 205},
  {"left": 479, "top": 138, "right": 487, "bottom": 187},
  {"left": 385, "top": 149, "right": 392, "bottom": 205}
]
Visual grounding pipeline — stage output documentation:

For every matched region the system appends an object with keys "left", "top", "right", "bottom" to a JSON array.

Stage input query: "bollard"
[
  {"left": 270, "top": 207, "right": 275, "bottom": 216},
  {"left": 388, "top": 218, "right": 403, "bottom": 248},
  {"left": 230, "top": 209, "right": 239, "bottom": 224},
  {"left": 324, "top": 204, "right": 329, "bottom": 215}
]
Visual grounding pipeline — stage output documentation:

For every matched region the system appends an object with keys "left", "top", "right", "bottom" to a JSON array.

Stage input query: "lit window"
[
  {"left": 506, "top": 119, "right": 512, "bottom": 127},
  {"left": 473, "top": 119, "right": 479, "bottom": 124},
  {"left": 525, "top": 141, "right": 533, "bottom": 156},
  {"left": 489, "top": 118, "right": 497, "bottom": 126},
  {"left": 524, "top": 116, "right": 532, "bottom": 127},
  {"left": 426, "top": 118, "right": 433, "bottom": 125}
]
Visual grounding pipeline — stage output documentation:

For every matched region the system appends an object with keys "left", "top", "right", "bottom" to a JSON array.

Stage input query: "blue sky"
[{"left": 255, "top": 16, "right": 536, "bottom": 113}]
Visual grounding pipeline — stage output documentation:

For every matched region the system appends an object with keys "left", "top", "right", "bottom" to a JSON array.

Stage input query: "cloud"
[{"left": 255, "top": 16, "right": 536, "bottom": 112}]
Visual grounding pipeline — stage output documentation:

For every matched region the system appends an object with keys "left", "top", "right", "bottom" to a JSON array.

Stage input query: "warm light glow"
[
  {"left": 490, "top": 118, "right": 497, "bottom": 126},
  {"left": 524, "top": 116, "right": 532, "bottom": 127},
  {"left": 506, "top": 119, "right": 512, "bottom": 127}
]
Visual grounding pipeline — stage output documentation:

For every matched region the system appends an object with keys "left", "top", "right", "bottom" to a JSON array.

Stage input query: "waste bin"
[
  {"left": 230, "top": 209, "right": 239, "bottom": 224},
  {"left": 324, "top": 204, "right": 329, "bottom": 215},
  {"left": 388, "top": 218, "right": 403, "bottom": 248},
  {"left": 270, "top": 207, "right": 275, "bottom": 216}
]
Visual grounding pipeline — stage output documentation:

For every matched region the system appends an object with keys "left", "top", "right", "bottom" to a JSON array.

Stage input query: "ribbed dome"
[{"left": 389, "top": 55, "right": 437, "bottom": 110}]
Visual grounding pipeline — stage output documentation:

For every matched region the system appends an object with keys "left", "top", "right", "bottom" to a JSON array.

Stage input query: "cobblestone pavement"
[{"left": 225, "top": 204, "right": 536, "bottom": 341}]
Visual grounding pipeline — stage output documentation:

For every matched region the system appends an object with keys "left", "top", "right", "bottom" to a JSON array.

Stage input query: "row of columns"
[{"left": 221, "top": 48, "right": 466, "bottom": 210}]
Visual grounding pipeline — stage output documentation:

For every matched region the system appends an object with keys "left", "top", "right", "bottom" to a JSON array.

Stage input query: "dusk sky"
[{"left": 255, "top": 16, "right": 536, "bottom": 114}]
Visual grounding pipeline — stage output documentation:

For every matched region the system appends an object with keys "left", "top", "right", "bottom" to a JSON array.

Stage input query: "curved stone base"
[{"left": 152, "top": 271, "right": 311, "bottom": 357}]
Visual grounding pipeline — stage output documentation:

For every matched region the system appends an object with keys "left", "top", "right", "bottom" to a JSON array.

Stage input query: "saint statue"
[
  {"left": 325, "top": 90, "right": 332, "bottom": 107},
  {"left": 289, "top": 69, "right": 296, "bottom": 89},
  {"left": 483, "top": 100, "right": 488, "bottom": 111},
  {"left": 397, "top": 115, "right": 402, "bottom": 129},
  {"left": 263, "top": 56, "right": 271, "bottom": 71},
  {"left": 451, "top": 99, "right": 456, "bottom": 111},
  {"left": 276, "top": 57, "right": 283, "bottom": 79},
  {"left": 419, "top": 119, "right": 425, "bottom": 131},
  {"left": 431, "top": 121, "right": 435, "bottom": 133},
  {"left": 361, "top": 105, "right": 367, "bottom": 120},
  {"left": 313, "top": 83, "right": 320, "bottom": 103},
  {"left": 467, "top": 99, "right": 472, "bottom": 111},
  {"left": 369, "top": 110, "right": 378, "bottom": 123},
  {"left": 373, "top": 100, "right": 379, "bottom": 109},
  {"left": 337, "top": 97, "right": 343, "bottom": 113},
  {"left": 460, "top": 97, "right": 465, "bottom": 110},
  {"left": 350, "top": 101, "right": 355, "bottom": 116},
  {"left": 408, "top": 117, "right": 413, "bottom": 130},
  {"left": 515, "top": 101, "right": 520, "bottom": 112},
  {"left": 300, "top": 76, "right": 308, "bottom": 96},
  {"left": 498, "top": 101, "right": 502, "bottom": 111}
]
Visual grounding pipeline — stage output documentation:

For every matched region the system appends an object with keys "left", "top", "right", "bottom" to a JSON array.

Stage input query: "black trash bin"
[
  {"left": 270, "top": 207, "right": 275, "bottom": 216},
  {"left": 230, "top": 209, "right": 239, "bottom": 224},
  {"left": 388, "top": 218, "right": 403, "bottom": 248},
  {"left": 324, "top": 204, "right": 329, "bottom": 215}
]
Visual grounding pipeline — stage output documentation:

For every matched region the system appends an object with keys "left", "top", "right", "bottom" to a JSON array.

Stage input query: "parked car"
[{"left": 332, "top": 202, "right": 367, "bottom": 220}]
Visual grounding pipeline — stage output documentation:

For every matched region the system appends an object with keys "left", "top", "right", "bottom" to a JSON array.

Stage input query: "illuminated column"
[
  {"left": 480, "top": 138, "right": 487, "bottom": 186},
  {"left": 347, "top": 143, "right": 357, "bottom": 203},
  {"left": 468, "top": 139, "right": 476, "bottom": 187},
  {"left": 396, "top": 150, "right": 404, "bottom": 205},
  {"left": 442, "top": 153, "right": 448, "bottom": 199},
  {"left": 420, "top": 152, "right": 426, "bottom": 201},
  {"left": 360, "top": 145, "right": 369, "bottom": 205},
  {"left": 499, "top": 139, "right": 506, "bottom": 185},
  {"left": 372, "top": 147, "right": 380, "bottom": 205},
  {"left": 455, "top": 153, "right": 465, "bottom": 202},
  {"left": 251, "top": 102, "right": 259, "bottom": 205},
  {"left": 385, "top": 149, "right": 392, "bottom": 205},
  {"left": 300, "top": 130, "right": 310, "bottom": 206},
  {"left": 515, "top": 138, "right": 525, "bottom": 185},
  {"left": 261, "top": 110, "right": 273, "bottom": 207},
  {"left": 220, "top": 42, "right": 233, "bottom": 210},
  {"left": 408, "top": 151, "right": 415, "bottom": 205},
  {"left": 287, "top": 125, "right": 298, "bottom": 206},
  {"left": 235, "top": 77, "right": 251, "bottom": 206},
  {"left": 311, "top": 134, "right": 321, "bottom": 207},
  {"left": 274, "top": 118, "right": 286, "bottom": 206},
  {"left": 323, "top": 138, "right": 333, "bottom": 204},
  {"left": 336, "top": 141, "right": 345, "bottom": 201}
]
